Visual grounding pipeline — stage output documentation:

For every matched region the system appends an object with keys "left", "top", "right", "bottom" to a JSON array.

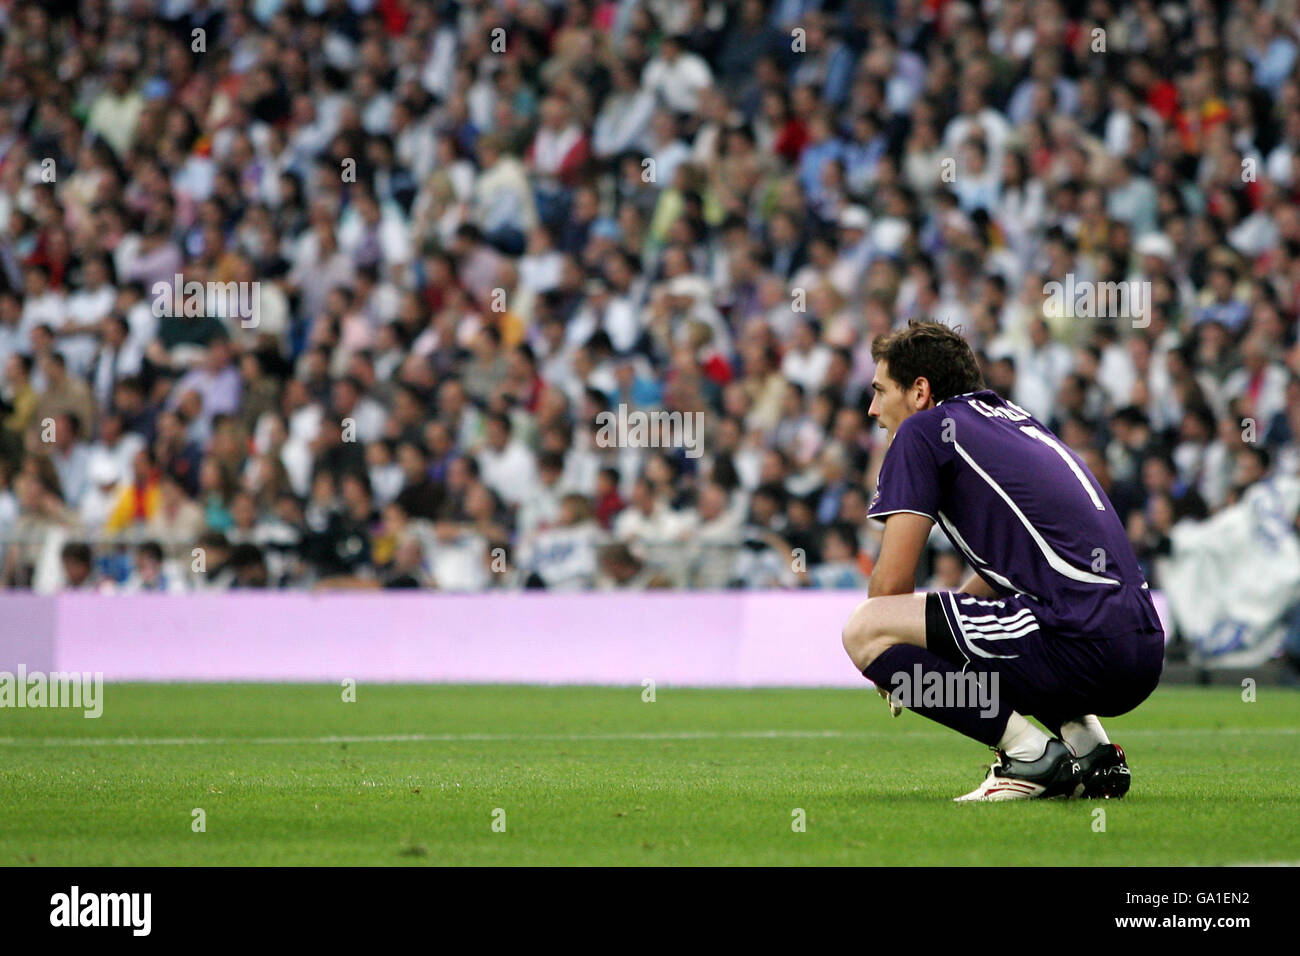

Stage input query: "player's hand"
[{"left": 877, "top": 686, "right": 903, "bottom": 717}]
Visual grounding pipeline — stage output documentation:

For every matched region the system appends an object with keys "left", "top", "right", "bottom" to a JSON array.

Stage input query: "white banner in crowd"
[{"left": 1162, "top": 476, "right": 1300, "bottom": 668}]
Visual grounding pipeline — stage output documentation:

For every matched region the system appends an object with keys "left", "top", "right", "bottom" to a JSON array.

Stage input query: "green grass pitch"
[{"left": 1, "top": 684, "right": 1297, "bottom": 866}]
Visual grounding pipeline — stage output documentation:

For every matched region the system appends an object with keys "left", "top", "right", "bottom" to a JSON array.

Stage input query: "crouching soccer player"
[{"left": 842, "top": 321, "right": 1164, "bottom": 801}]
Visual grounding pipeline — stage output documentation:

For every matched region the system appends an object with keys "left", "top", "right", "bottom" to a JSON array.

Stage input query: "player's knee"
[{"left": 842, "top": 598, "right": 894, "bottom": 670}]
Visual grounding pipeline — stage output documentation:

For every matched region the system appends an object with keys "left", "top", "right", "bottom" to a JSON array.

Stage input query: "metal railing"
[{"left": 0, "top": 524, "right": 769, "bottom": 592}]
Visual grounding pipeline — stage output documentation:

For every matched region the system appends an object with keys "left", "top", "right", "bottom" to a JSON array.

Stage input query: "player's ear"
[{"left": 911, "top": 376, "right": 934, "bottom": 410}]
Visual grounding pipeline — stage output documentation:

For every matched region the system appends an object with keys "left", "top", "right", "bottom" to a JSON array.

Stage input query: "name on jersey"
[{"left": 969, "top": 398, "right": 1032, "bottom": 422}]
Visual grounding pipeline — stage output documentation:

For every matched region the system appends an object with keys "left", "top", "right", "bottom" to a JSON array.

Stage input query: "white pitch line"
[
  {"left": 0, "top": 729, "right": 874, "bottom": 747},
  {"left": 0, "top": 727, "right": 1297, "bottom": 747},
  {"left": 1225, "top": 861, "right": 1300, "bottom": 867}
]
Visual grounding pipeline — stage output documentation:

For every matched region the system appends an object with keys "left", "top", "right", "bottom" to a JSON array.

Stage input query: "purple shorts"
[{"left": 925, "top": 591, "right": 1165, "bottom": 734}]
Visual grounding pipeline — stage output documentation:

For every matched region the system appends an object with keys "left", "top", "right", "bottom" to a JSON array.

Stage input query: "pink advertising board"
[{"left": 0, "top": 591, "right": 1172, "bottom": 686}]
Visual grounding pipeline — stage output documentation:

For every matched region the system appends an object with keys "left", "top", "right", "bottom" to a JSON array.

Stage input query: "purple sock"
[{"left": 862, "top": 644, "right": 1011, "bottom": 747}]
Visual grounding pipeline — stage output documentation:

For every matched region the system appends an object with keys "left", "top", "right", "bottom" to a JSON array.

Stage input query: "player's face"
[{"left": 869, "top": 360, "right": 930, "bottom": 440}]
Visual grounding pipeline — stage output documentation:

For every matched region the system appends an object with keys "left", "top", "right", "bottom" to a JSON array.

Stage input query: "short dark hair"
[
  {"left": 871, "top": 320, "right": 984, "bottom": 401},
  {"left": 61, "top": 542, "right": 93, "bottom": 566},
  {"left": 1239, "top": 444, "right": 1270, "bottom": 471},
  {"left": 137, "top": 541, "right": 164, "bottom": 563}
]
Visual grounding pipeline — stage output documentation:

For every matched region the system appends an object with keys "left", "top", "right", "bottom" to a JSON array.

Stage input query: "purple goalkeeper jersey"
[{"left": 868, "top": 389, "right": 1163, "bottom": 638}]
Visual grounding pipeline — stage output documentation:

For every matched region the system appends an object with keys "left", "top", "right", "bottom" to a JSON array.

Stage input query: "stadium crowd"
[{"left": 1, "top": 0, "right": 1299, "bottom": 596}]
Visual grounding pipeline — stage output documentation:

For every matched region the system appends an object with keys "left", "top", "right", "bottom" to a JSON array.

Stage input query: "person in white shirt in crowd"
[
  {"left": 681, "top": 481, "right": 744, "bottom": 588},
  {"left": 0, "top": 292, "right": 25, "bottom": 374},
  {"left": 1223, "top": 333, "right": 1290, "bottom": 429},
  {"left": 18, "top": 266, "right": 66, "bottom": 351},
  {"left": 475, "top": 411, "right": 538, "bottom": 509},
  {"left": 1008, "top": 316, "right": 1074, "bottom": 419},
  {"left": 517, "top": 450, "right": 568, "bottom": 539},
  {"left": 428, "top": 480, "right": 500, "bottom": 592},
  {"left": 60, "top": 256, "right": 117, "bottom": 377},
  {"left": 808, "top": 523, "right": 868, "bottom": 590},
  {"left": 942, "top": 85, "right": 1010, "bottom": 178},
  {"left": 469, "top": 133, "right": 539, "bottom": 246},
  {"left": 518, "top": 492, "right": 602, "bottom": 590},
  {"left": 78, "top": 454, "right": 122, "bottom": 534},
  {"left": 338, "top": 189, "right": 412, "bottom": 271},
  {"left": 593, "top": 62, "right": 657, "bottom": 160},
  {"left": 85, "top": 411, "right": 145, "bottom": 490},
  {"left": 48, "top": 413, "right": 91, "bottom": 511},
  {"left": 641, "top": 33, "right": 713, "bottom": 115},
  {"left": 780, "top": 318, "right": 832, "bottom": 393},
  {"left": 614, "top": 476, "right": 690, "bottom": 552},
  {"left": 517, "top": 226, "right": 565, "bottom": 295},
  {"left": 644, "top": 110, "right": 692, "bottom": 192},
  {"left": 90, "top": 315, "right": 144, "bottom": 409},
  {"left": 331, "top": 376, "right": 388, "bottom": 446}
]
